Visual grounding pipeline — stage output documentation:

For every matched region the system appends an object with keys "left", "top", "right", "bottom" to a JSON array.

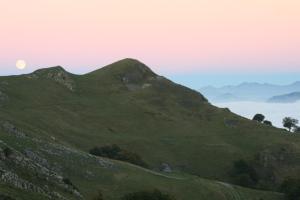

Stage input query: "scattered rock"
[
  {"left": 159, "top": 163, "right": 172, "bottom": 173},
  {"left": 0, "top": 169, "right": 50, "bottom": 198},
  {"left": 32, "top": 67, "right": 75, "bottom": 91},
  {"left": 0, "top": 91, "right": 8, "bottom": 105},
  {"left": 46, "top": 70, "right": 75, "bottom": 91},
  {"left": 224, "top": 119, "right": 239, "bottom": 127},
  {"left": 0, "top": 121, "right": 26, "bottom": 138},
  {"left": 0, "top": 141, "right": 82, "bottom": 199},
  {"left": 23, "top": 149, "right": 50, "bottom": 169}
]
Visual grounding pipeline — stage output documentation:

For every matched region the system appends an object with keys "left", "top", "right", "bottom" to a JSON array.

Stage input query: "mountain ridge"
[
  {"left": 0, "top": 59, "right": 298, "bottom": 199},
  {"left": 268, "top": 91, "right": 300, "bottom": 103},
  {"left": 200, "top": 81, "right": 300, "bottom": 102}
]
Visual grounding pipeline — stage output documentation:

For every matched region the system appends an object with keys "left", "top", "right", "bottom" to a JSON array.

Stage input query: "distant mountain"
[
  {"left": 200, "top": 81, "right": 300, "bottom": 102},
  {"left": 268, "top": 92, "right": 300, "bottom": 103}
]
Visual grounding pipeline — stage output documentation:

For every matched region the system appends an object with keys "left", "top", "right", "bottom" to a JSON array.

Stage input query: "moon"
[{"left": 16, "top": 60, "right": 26, "bottom": 70}]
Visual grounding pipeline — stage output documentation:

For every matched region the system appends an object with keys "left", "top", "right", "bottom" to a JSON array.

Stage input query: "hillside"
[
  {"left": 268, "top": 92, "right": 300, "bottom": 103},
  {"left": 0, "top": 58, "right": 299, "bottom": 199}
]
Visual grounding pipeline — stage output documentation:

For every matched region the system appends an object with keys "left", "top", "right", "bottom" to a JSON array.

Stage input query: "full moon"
[{"left": 16, "top": 60, "right": 26, "bottom": 70}]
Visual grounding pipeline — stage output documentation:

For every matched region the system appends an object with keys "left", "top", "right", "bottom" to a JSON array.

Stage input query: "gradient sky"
[{"left": 1, "top": 0, "right": 300, "bottom": 88}]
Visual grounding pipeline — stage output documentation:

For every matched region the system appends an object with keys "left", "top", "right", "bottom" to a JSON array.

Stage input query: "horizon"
[
  {"left": 1, "top": 60, "right": 300, "bottom": 89},
  {"left": 1, "top": 0, "right": 300, "bottom": 89}
]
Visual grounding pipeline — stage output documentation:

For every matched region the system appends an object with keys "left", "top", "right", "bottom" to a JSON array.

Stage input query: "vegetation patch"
[
  {"left": 89, "top": 144, "right": 148, "bottom": 168},
  {"left": 280, "top": 178, "right": 300, "bottom": 200},
  {"left": 121, "top": 189, "right": 176, "bottom": 200},
  {"left": 230, "top": 159, "right": 258, "bottom": 188}
]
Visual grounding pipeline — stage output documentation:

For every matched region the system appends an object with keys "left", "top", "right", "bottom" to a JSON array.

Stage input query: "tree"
[
  {"left": 283, "top": 117, "right": 299, "bottom": 132},
  {"left": 252, "top": 114, "right": 265, "bottom": 123},
  {"left": 263, "top": 120, "right": 272, "bottom": 126}
]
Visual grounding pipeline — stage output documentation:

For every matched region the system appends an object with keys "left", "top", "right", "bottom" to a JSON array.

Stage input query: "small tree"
[
  {"left": 283, "top": 117, "right": 299, "bottom": 132},
  {"left": 263, "top": 120, "right": 272, "bottom": 126},
  {"left": 252, "top": 114, "right": 265, "bottom": 123}
]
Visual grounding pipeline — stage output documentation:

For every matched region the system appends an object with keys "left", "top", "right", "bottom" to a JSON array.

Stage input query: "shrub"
[
  {"left": 231, "top": 159, "right": 258, "bottom": 187},
  {"left": 89, "top": 145, "right": 148, "bottom": 168},
  {"left": 62, "top": 178, "right": 78, "bottom": 191},
  {"left": 3, "top": 147, "right": 13, "bottom": 158},
  {"left": 263, "top": 120, "right": 272, "bottom": 126},
  {"left": 121, "top": 189, "right": 176, "bottom": 200},
  {"left": 252, "top": 114, "right": 265, "bottom": 123}
]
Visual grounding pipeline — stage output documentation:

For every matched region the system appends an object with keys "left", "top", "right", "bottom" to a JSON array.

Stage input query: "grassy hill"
[{"left": 0, "top": 58, "right": 299, "bottom": 199}]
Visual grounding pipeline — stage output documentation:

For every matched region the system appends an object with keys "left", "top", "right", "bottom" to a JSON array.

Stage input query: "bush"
[
  {"left": 280, "top": 178, "right": 300, "bottom": 200},
  {"left": 3, "top": 147, "right": 13, "bottom": 158},
  {"left": 62, "top": 178, "right": 78, "bottom": 191},
  {"left": 89, "top": 145, "right": 148, "bottom": 168},
  {"left": 252, "top": 114, "right": 265, "bottom": 123},
  {"left": 121, "top": 189, "right": 176, "bottom": 200},
  {"left": 263, "top": 120, "right": 272, "bottom": 126},
  {"left": 231, "top": 159, "right": 258, "bottom": 187}
]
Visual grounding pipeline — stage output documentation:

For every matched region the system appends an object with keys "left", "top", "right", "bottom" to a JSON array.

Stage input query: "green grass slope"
[
  {"left": 0, "top": 127, "right": 283, "bottom": 200},
  {"left": 0, "top": 58, "right": 299, "bottom": 199}
]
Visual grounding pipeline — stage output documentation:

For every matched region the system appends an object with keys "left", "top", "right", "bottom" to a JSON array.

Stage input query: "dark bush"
[
  {"left": 231, "top": 159, "right": 258, "bottom": 187},
  {"left": 252, "top": 114, "right": 265, "bottom": 123},
  {"left": 3, "top": 147, "right": 13, "bottom": 158},
  {"left": 89, "top": 145, "right": 148, "bottom": 168},
  {"left": 63, "top": 178, "right": 78, "bottom": 191},
  {"left": 121, "top": 189, "right": 176, "bottom": 200},
  {"left": 263, "top": 120, "right": 272, "bottom": 126},
  {"left": 280, "top": 178, "right": 300, "bottom": 200}
]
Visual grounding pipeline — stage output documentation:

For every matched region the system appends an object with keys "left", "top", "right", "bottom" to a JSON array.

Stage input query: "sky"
[{"left": 1, "top": 0, "right": 300, "bottom": 88}]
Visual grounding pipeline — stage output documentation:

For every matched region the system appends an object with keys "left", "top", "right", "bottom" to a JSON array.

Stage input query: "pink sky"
[{"left": 1, "top": 0, "right": 300, "bottom": 74}]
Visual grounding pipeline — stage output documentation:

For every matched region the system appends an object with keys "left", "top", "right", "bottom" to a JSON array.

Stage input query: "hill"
[
  {"left": 200, "top": 82, "right": 300, "bottom": 102},
  {"left": 268, "top": 92, "right": 300, "bottom": 103},
  {"left": 0, "top": 58, "right": 299, "bottom": 199}
]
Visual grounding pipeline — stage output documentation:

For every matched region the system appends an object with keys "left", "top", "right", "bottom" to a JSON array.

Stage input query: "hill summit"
[{"left": 0, "top": 58, "right": 299, "bottom": 200}]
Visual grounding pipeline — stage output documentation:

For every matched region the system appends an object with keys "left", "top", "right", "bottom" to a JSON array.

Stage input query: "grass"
[{"left": 0, "top": 58, "right": 298, "bottom": 199}]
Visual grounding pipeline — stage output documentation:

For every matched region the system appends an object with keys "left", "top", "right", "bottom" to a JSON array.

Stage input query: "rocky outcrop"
[
  {"left": 30, "top": 67, "right": 75, "bottom": 91},
  {"left": 159, "top": 163, "right": 172, "bottom": 173},
  {"left": 0, "top": 141, "right": 83, "bottom": 199},
  {"left": 46, "top": 69, "right": 75, "bottom": 91},
  {"left": 0, "top": 121, "right": 26, "bottom": 138},
  {"left": 0, "top": 169, "right": 50, "bottom": 197}
]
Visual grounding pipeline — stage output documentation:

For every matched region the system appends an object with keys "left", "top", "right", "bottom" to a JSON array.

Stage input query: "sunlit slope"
[{"left": 0, "top": 58, "right": 300, "bottom": 188}]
